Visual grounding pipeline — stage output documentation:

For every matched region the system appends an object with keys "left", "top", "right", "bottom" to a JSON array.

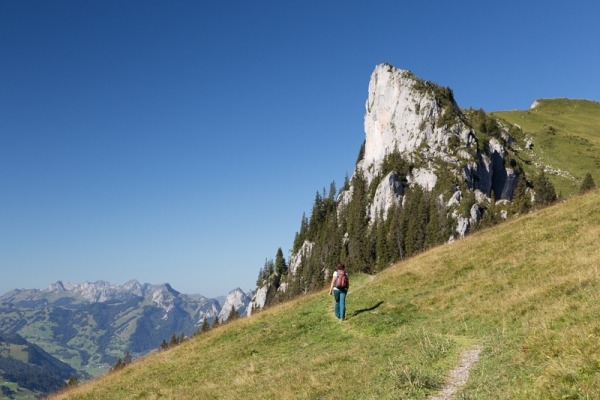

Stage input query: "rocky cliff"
[
  {"left": 217, "top": 288, "right": 253, "bottom": 322},
  {"left": 251, "top": 63, "right": 529, "bottom": 311},
  {"left": 340, "top": 64, "right": 519, "bottom": 237}
]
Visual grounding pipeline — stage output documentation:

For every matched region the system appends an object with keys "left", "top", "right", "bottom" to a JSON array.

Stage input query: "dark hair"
[{"left": 336, "top": 262, "right": 345, "bottom": 270}]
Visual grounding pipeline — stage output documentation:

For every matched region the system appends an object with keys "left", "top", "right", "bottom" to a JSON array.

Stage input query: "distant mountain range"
[{"left": 0, "top": 280, "right": 253, "bottom": 378}]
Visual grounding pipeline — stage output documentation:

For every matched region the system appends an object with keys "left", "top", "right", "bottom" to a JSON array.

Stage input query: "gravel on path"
[{"left": 430, "top": 344, "right": 482, "bottom": 400}]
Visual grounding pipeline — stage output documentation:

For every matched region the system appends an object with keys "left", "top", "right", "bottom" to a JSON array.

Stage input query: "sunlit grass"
[
  {"left": 54, "top": 189, "right": 600, "bottom": 399},
  {"left": 495, "top": 98, "right": 600, "bottom": 197}
]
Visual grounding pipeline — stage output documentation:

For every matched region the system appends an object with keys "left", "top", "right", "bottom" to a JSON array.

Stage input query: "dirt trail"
[{"left": 430, "top": 344, "right": 482, "bottom": 400}]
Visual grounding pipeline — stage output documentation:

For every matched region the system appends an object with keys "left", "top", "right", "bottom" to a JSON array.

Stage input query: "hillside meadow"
[
  {"left": 52, "top": 189, "right": 600, "bottom": 399},
  {"left": 494, "top": 98, "right": 600, "bottom": 197}
]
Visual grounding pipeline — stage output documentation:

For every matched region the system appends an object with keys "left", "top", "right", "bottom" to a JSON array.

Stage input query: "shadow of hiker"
[{"left": 349, "top": 301, "right": 384, "bottom": 318}]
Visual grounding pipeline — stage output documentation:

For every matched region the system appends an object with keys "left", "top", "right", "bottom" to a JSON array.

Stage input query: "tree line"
[{"left": 254, "top": 118, "right": 597, "bottom": 310}]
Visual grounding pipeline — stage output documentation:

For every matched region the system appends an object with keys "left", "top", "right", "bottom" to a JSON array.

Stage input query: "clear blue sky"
[{"left": 1, "top": 1, "right": 598, "bottom": 298}]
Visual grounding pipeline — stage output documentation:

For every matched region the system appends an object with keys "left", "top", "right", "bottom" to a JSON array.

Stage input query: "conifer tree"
[
  {"left": 345, "top": 171, "right": 370, "bottom": 272},
  {"left": 112, "top": 357, "right": 123, "bottom": 372},
  {"left": 533, "top": 171, "right": 557, "bottom": 206},
  {"left": 512, "top": 175, "right": 531, "bottom": 214},
  {"left": 405, "top": 186, "right": 427, "bottom": 256},
  {"left": 212, "top": 315, "right": 220, "bottom": 328},
  {"left": 275, "top": 248, "right": 287, "bottom": 275},
  {"left": 160, "top": 339, "right": 168, "bottom": 350},
  {"left": 169, "top": 333, "right": 177, "bottom": 347},
  {"left": 67, "top": 376, "right": 79, "bottom": 387},
  {"left": 387, "top": 200, "right": 407, "bottom": 262},
  {"left": 200, "top": 317, "right": 210, "bottom": 333},
  {"left": 480, "top": 191, "right": 501, "bottom": 228},
  {"left": 228, "top": 305, "right": 239, "bottom": 321},
  {"left": 179, "top": 331, "right": 185, "bottom": 344},
  {"left": 123, "top": 351, "right": 132, "bottom": 366},
  {"left": 328, "top": 181, "right": 337, "bottom": 201},
  {"left": 256, "top": 266, "right": 265, "bottom": 287},
  {"left": 293, "top": 213, "right": 309, "bottom": 252},
  {"left": 580, "top": 172, "right": 596, "bottom": 194},
  {"left": 342, "top": 172, "right": 350, "bottom": 191},
  {"left": 375, "top": 212, "right": 389, "bottom": 272}
]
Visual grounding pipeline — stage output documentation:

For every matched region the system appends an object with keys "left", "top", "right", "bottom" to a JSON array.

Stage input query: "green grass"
[
  {"left": 54, "top": 188, "right": 600, "bottom": 399},
  {"left": 0, "top": 381, "right": 40, "bottom": 400},
  {"left": 494, "top": 98, "right": 600, "bottom": 197}
]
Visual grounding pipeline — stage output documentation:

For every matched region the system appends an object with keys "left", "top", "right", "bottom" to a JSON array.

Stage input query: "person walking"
[{"left": 329, "top": 262, "right": 349, "bottom": 320}]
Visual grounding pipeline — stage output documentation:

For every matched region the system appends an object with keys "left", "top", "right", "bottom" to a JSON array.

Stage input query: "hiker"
[{"left": 329, "top": 262, "right": 349, "bottom": 320}]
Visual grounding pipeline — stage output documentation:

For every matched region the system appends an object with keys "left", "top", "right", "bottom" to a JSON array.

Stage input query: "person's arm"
[{"left": 329, "top": 274, "right": 336, "bottom": 295}]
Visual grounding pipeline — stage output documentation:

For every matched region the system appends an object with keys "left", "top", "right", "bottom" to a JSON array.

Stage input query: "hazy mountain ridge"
[{"left": 0, "top": 280, "right": 253, "bottom": 377}]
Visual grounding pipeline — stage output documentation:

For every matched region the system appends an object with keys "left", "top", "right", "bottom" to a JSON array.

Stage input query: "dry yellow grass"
[{"left": 53, "top": 189, "right": 600, "bottom": 399}]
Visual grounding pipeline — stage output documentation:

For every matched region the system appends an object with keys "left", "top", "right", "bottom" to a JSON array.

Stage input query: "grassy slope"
[
  {"left": 54, "top": 189, "right": 600, "bottom": 399},
  {"left": 494, "top": 98, "right": 600, "bottom": 197}
]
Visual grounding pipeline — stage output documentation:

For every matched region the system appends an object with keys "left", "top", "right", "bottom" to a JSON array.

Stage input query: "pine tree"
[
  {"left": 480, "top": 191, "right": 501, "bottom": 228},
  {"left": 228, "top": 305, "right": 239, "bottom": 321},
  {"left": 375, "top": 212, "right": 389, "bottom": 272},
  {"left": 200, "top": 317, "right": 210, "bottom": 333},
  {"left": 169, "top": 334, "right": 177, "bottom": 347},
  {"left": 179, "top": 331, "right": 185, "bottom": 344},
  {"left": 123, "top": 351, "right": 132, "bottom": 365},
  {"left": 387, "top": 200, "right": 407, "bottom": 262},
  {"left": 212, "top": 315, "right": 220, "bottom": 328},
  {"left": 405, "top": 186, "right": 427, "bottom": 256},
  {"left": 345, "top": 171, "right": 370, "bottom": 272},
  {"left": 160, "top": 339, "right": 168, "bottom": 350},
  {"left": 533, "top": 171, "right": 557, "bottom": 206},
  {"left": 67, "top": 375, "right": 79, "bottom": 387},
  {"left": 328, "top": 180, "right": 337, "bottom": 201},
  {"left": 293, "top": 213, "right": 310, "bottom": 252},
  {"left": 112, "top": 357, "right": 123, "bottom": 372},
  {"left": 256, "top": 265, "right": 265, "bottom": 287},
  {"left": 275, "top": 248, "right": 287, "bottom": 275},
  {"left": 342, "top": 171, "right": 350, "bottom": 191},
  {"left": 580, "top": 172, "right": 596, "bottom": 194},
  {"left": 512, "top": 175, "right": 531, "bottom": 214}
]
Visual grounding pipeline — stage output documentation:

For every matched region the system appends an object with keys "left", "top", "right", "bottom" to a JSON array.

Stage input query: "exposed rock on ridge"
[{"left": 218, "top": 288, "right": 252, "bottom": 322}]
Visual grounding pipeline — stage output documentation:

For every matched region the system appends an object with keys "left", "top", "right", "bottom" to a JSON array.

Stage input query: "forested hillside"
[{"left": 250, "top": 65, "right": 597, "bottom": 313}]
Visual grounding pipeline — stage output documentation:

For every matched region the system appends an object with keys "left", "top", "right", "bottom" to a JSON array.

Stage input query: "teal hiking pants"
[{"left": 334, "top": 289, "right": 347, "bottom": 319}]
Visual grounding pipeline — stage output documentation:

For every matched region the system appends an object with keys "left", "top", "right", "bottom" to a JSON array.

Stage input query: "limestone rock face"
[
  {"left": 218, "top": 288, "right": 251, "bottom": 322},
  {"left": 447, "top": 190, "right": 462, "bottom": 208},
  {"left": 193, "top": 299, "right": 220, "bottom": 326},
  {"left": 247, "top": 285, "right": 269, "bottom": 317},
  {"left": 456, "top": 217, "right": 470, "bottom": 237},
  {"left": 369, "top": 172, "right": 403, "bottom": 221},
  {"left": 288, "top": 240, "right": 314, "bottom": 275},
  {"left": 470, "top": 204, "right": 481, "bottom": 225},
  {"left": 336, "top": 187, "right": 353, "bottom": 219},
  {"left": 359, "top": 64, "right": 448, "bottom": 185},
  {"left": 408, "top": 168, "right": 438, "bottom": 191}
]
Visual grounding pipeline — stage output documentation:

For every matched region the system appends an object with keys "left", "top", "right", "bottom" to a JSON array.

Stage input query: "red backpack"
[{"left": 335, "top": 270, "right": 348, "bottom": 289}]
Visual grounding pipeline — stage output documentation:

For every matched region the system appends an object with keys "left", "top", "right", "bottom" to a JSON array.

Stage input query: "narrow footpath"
[{"left": 430, "top": 345, "right": 482, "bottom": 400}]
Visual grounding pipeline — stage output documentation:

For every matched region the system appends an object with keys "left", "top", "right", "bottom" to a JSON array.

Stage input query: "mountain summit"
[{"left": 250, "top": 63, "right": 556, "bottom": 312}]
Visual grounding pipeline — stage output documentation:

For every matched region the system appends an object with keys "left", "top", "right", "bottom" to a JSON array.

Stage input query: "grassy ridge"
[
  {"left": 54, "top": 189, "right": 600, "bottom": 399},
  {"left": 494, "top": 98, "right": 600, "bottom": 197}
]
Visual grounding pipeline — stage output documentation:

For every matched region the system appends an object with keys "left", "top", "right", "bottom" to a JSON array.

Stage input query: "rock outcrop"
[
  {"left": 288, "top": 240, "right": 314, "bottom": 275},
  {"left": 369, "top": 171, "right": 403, "bottom": 222},
  {"left": 253, "top": 63, "right": 525, "bottom": 309},
  {"left": 218, "top": 288, "right": 252, "bottom": 322},
  {"left": 247, "top": 285, "right": 270, "bottom": 317},
  {"left": 358, "top": 64, "right": 450, "bottom": 185}
]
